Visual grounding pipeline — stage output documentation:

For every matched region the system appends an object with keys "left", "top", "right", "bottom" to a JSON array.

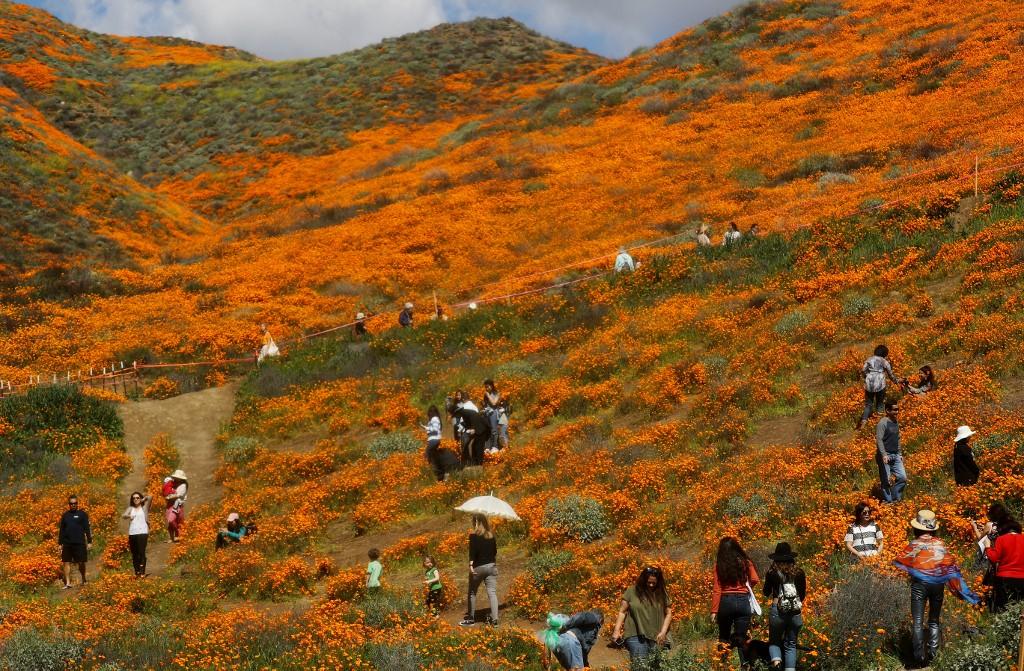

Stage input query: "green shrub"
[
  {"left": 0, "top": 628, "right": 83, "bottom": 671},
  {"left": 723, "top": 494, "right": 769, "bottom": 521},
  {"left": 222, "top": 436, "right": 260, "bottom": 464},
  {"left": 842, "top": 294, "right": 875, "bottom": 317},
  {"left": 543, "top": 495, "right": 610, "bottom": 542},
  {"left": 495, "top": 360, "right": 542, "bottom": 380},
  {"left": 527, "top": 550, "right": 573, "bottom": 583},
  {"left": 932, "top": 642, "right": 1010, "bottom": 671},
  {"left": 986, "top": 599, "right": 1024, "bottom": 657},
  {"left": 359, "top": 590, "right": 417, "bottom": 628},
  {"left": 774, "top": 310, "right": 811, "bottom": 336},
  {"left": 368, "top": 432, "right": 419, "bottom": 459},
  {"left": 823, "top": 567, "right": 909, "bottom": 668}
]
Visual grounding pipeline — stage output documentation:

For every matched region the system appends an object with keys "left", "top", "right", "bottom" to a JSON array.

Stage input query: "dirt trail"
[{"left": 116, "top": 383, "right": 237, "bottom": 575}]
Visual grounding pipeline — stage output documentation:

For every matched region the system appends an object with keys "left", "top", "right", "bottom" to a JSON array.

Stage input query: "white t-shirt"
[{"left": 127, "top": 506, "right": 149, "bottom": 535}]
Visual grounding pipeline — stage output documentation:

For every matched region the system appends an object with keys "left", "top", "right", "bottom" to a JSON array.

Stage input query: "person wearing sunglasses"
[
  {"left": 122, "top": 491, "right": 152, "bottom": 577},
  {"left": 875, "top": 402, "right": 907, "bottom": 503},
  {"left": 611, "top": 565, "right": 673, "bottom": 669},
  {"left": 58, "top": 495, "right": 92, "bottom": 589}
]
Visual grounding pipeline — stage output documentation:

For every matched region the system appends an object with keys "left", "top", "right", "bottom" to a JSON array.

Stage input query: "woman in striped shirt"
[{"left": 845, "top": 502, "right": 884, "bottom": 559}]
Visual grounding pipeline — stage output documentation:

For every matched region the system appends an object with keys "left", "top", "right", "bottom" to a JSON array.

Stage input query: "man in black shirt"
[{"left": 58, "top": 494, "right": 92, "bottom": 588}]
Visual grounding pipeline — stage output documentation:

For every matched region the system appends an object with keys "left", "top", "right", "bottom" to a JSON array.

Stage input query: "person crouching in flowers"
[
  {"left": 215, "top": 513, "right": 247, "bottom": 549},
  {"left": 612, "top": 566, "right": 672, "bottom": 669},
  {"left": 711, "top": 537, "right": 759, "bottom": 668},
  {"left": 894, "top": 510, "right": 979, "bottom": 667},
  {"left": 543, "top": 610, "right": 604, "bottom": 671},
  {"left": 256, "top": 323, "right": 279, "bottom": 364}
]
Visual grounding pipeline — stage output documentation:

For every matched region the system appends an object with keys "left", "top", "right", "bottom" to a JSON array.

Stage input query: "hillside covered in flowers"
[{"left": 2, "top": 0, "right": 1024, "bottom": 669}]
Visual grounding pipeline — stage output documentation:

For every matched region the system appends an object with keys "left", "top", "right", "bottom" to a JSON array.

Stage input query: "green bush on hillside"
[
  {"left": 368, "top": 432, "right": 419, "bottom": 459},
  {"left": 0, "top": 627, "right": 83, "bottom": 671},
  {"left": 543, "top": 495, "right": 610, "bottom": 542},
  {"left": 932, "top": 642, "right": 1009, "bottom": 671}
]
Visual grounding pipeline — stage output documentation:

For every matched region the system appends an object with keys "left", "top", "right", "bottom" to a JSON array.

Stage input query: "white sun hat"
[
  {"left": 404, "top": 302, "right": 413, "bottom": 309},
  {"left": 468, "top": 302, "right": 478, "bottom": 310},
  {"left": 954, "top": 425, "right": 976, "bottom": 442},
  {"left": 356, "top": 312, "right": 366, "bottom": 320}
]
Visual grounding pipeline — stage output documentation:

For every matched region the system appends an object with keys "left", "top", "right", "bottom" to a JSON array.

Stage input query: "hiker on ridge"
[
  {"left": 614, "top": 247, "right": 636, "bottom": 273},
  {"left": 876, "top": 402, "right": 907, "bottom": 504},
  {"left": 58, "top": 494, "right": 92, "bottom": 589},
  {"left": 857, "top": 344, "right": 900, "bottom": 430},
  {"left": 353, "top": 312, "right": 368, "bottom": 338}
]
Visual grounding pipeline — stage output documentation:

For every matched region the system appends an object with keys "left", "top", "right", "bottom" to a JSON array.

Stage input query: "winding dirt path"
[{"left": 116, "top": 383, "right": 237, "bottom": 575}]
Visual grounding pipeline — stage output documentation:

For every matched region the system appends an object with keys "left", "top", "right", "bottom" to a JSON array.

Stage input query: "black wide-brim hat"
[{"left": 769, "top": 542, "right": 797, "bottom": 562}]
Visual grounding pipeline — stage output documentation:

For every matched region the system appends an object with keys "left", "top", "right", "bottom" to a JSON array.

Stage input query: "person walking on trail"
[
  {"left": 543, "top": 610, "right": 604, "bottom": 671},
  {"left": 164, "top": 470, "right": 188, "bottom": 543},
  {"left": 353, "top": 312, "right": 368, "bottom": 338},
  {"left": 614, "top": 247, "right": 637, "bottom": 273},
  {"left": 978, "top": 504, "right": 1024, "bottom": 612},
  {"left": 257, "top": 323, "right": 279, "bottom": 364},
  {"left": 460, "top": 513, "right": 499, "bottom": 627},
  {"left": 366, "top": 548, "right": 383, "bottom": 590},
  {"left": 894, "top": 510, "right": 979, "bottom": 667},
  {"left": 711, "top": 537, "right": 759, "bottom": 668},
  {"left": 451, "top": 402, "right": 491, "bottom": 466},
  {"left": 481, "top": 379, "right": 509, "bottom": 453},
  {"left": 59, "top": 494, "right": 92, "bottom": 589},
  {"left": 423, "top": 555, "right": 444, "bottom": 617},
  {"left": 216, "top": 513, "right": 247, "bottom": 549},
  {"left": 399, "top": 302, "right": 414, "bottom": 328},
  {"left": 122, "top": 491, "right": 151, "bottom": 577},
  {"left": 952, "top": 425, "right": 980, "bottom": 486},
  {"left": 762, "top": 542, "right": 806, "bottom": 671},
  {"left": 904, "top": 365, "right": 936, "bottom": 396},
  {"left": 722, "top": 221, "right": 742, "bottom": 246},
  {"left": 875, "top": 402, "right": 907, "bottom": 504},
  {"left": 611, "top": 566, "right": 673, "bottom": 670},
  {"left": 857, "top": 344, "right": 900, "bottom": 430},
  {"left": 845, "top": 501, "right": 884, "bottom": 560},
  {"left": 696, "top": 224, "right": 711, "bottom": 247}
]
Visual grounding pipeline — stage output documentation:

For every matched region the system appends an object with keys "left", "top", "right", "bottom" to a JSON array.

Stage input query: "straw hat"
[
  {"left": 910, "top": 509, "right": 940, "bottom": 532},
  {"left": 226, "top": 512, "right": 240, "bottom": 522},
  {"left": 170, "top": 469, "right": 188, "bottom": 481},
  {"left": 356, "top": 312, "right": 366, "bottom": 320},
  {"left": 404, "top": 302, "right": 413, "bottom": 309},
  {"left": 954, "top": 425, "right": 976, "bottom": 443}
]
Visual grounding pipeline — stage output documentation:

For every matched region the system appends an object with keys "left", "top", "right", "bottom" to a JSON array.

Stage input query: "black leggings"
[
  {"left": 128, "top": 533, "right": 148, "bottom": 576},
  {"left": 469, "top": 434, "right": 490, "bottom": 465}
]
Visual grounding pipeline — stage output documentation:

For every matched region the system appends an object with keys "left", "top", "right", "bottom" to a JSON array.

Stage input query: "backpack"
[{"left": 777, "top": 579, "right": 802, "bottom": 615}]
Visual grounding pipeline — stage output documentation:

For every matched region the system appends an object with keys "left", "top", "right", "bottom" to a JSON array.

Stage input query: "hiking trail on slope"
[{"left": 116, "top": 383, "right": 237, "bottom": 576}]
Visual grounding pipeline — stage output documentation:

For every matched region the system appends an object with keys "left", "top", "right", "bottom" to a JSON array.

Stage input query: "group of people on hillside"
[
  {"left": 58, "top": 468, "right": 250, "bottom": 586},
  {"left": 422, "top": 379, "right": 511, "bottom": 480},
  {"left": 612, "top": 222, "right": 762, "bottom": 275}
]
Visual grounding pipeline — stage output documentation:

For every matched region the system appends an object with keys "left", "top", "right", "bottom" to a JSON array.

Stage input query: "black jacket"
[
  {"left": 469, "top": 533, "right": 497, "bottom": 566},
  {"left": 452, "top": 407, "right": 490, "bottom": 438},
  {"left": 59, "top": 509, "right": 92, "bottom": 545},
  {"left": 762, "top": 567, "right": 806, "bottom": 601},
  {"left": 561, "top": 610, "right": 604, "bottom": 663},
  {"left": 953, "top": 439, "right": 979, "bottom": 486}
]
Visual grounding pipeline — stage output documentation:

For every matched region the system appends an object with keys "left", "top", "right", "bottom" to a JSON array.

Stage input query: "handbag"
[{"left": 746, "top": 581, "right": 762, "bottom": 616}]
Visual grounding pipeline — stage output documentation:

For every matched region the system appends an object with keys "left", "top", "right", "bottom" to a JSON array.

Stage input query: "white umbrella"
[{"left": 455, "top": 493, "right": 520, "bottom": 521}]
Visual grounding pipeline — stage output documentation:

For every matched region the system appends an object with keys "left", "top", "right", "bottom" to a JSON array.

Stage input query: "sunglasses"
[{"left": 643, "top": 566, "right": 662, "bottom": 576}]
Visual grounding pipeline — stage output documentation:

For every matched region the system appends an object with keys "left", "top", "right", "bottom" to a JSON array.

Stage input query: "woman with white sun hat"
[{"left": 952, "top": 425, "right": 979, "bottom": 487}]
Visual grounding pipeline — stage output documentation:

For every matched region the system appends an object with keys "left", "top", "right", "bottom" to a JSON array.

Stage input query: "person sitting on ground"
[
  {"left": 612, "top": 566, "right": 673, "bottom": 668},
  {"left": 353, "top": 312, "right": 368, "bottom": 338},
  {"left": 257, "top": 323, "right": 279, "bottom": 364},
  {"left": 845, "top": 501, "right": 884, "bottom": 560},
  {"left": 722, "top": 222, "right": 742, "bottom": 246},
  {"left": 952, "top": 425, "right": 980, "bottom": 487},
  {"left": 614, "top": 247, "right": 636, "bottom": 273},
  {"left": 398, "top": 303, "right": 414, "bottom": 328},
  {"left": 366, "top": 548, "right": 383, "bottom": 590},
  {"left": 215, "top": 512, "right": 247, "bottom": 549},
  {"left": 164, "top": 470, "right": 188, "bottom": 543},
  {"left": 696, "top": 224, "right": 711, "bottom": 247},
  {"left": 748, "top": 223, "right": 761, "bottom": 239},
  {"left": 542, "top": 610, "right": 604, "bottom": 671},
  {"left": 762, "top": 542, "right": 806, "bottom": 671},
  {"left": 857, "top": 344, "right": 901, "bottom": 430},
  {"left": 876, "top": 402, "right": 907, "bottom": 504},
  {"left": 894, "top": 510, "right": 979, "bottom": 667},
  {"left": 983, "top": 506, "right": 1024, "bottom": 612},
  {"left": 904, "top": 365, "right": 936, "bottom": 395}
]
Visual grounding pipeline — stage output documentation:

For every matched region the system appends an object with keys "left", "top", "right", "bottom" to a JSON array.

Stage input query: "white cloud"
[{"left": 37, "top": 0, "right": 742, "bottom": 59}]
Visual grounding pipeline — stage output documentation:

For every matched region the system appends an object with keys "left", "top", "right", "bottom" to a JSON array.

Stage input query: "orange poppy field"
[{"left": 2, "top": 0, "right": 1024, "bottom": 668}]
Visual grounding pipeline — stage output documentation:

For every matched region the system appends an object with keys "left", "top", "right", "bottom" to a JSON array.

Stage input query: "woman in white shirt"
[{"left": 122, "top": 491, "right": 152, "bottom": 577}]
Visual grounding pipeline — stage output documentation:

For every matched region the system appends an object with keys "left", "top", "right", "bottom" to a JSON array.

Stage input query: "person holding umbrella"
[{"left": 460, "top": 513, "right": 499, "bottom": 627}]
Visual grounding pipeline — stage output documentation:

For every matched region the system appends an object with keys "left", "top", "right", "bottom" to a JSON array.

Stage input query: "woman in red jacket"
[
  {"left": 985, "top": 508, "right": 1024, "bottom": 612},
  {"left": 712, "top": 536, "right": 759, "bottom": 667}
]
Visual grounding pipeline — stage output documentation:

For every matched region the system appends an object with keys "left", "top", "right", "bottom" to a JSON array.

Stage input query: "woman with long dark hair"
[
  {"left": 976, "top": 502, "right": 1024, "bottom": 612},
  {"left": 762, "top": 542, "right": 806, "bottom": 671},
  {"left": 611, "top": 565, "right": 673, "bottom": 669},
  {"left": 121, "top": 491, "right": 151, "bottom": 577},
  {"left": 712, "top": 537, "right": 759, "bottom": 667}
]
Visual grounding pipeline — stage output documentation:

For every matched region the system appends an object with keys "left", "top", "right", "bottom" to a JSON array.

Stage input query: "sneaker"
[
  {"left": 459, "top": 617, "right": 475, "bottom": 627},
  {"left": 486, "top": 616, "right": 498, "bottom": 627},
  {"left": 62, "top": 583, "right": 73, "bottom": 590}
]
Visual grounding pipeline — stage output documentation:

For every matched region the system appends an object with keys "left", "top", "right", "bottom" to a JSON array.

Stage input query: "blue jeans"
[
  {"left": 876, "top": 452, "right": 907, "bottom": 502},
  {"left": 717, "top": 593, "right": 752, "bottom": 665},
  {"left": 861, "top": 389, "right": 886, "bottom": 422},
  {"left": 553, "top": 632, "right": 584, "bottom": 669},
  {"left": 769, "top": 605, "right": 802, "bottom": 670},
  {"left": 623, "top": 636, "right": 659, "bottom": 670}
]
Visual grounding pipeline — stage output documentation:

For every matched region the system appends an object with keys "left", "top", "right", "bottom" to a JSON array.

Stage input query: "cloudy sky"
[{"left": 25, "top": 0, "right": 743, "bottom": 60}]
